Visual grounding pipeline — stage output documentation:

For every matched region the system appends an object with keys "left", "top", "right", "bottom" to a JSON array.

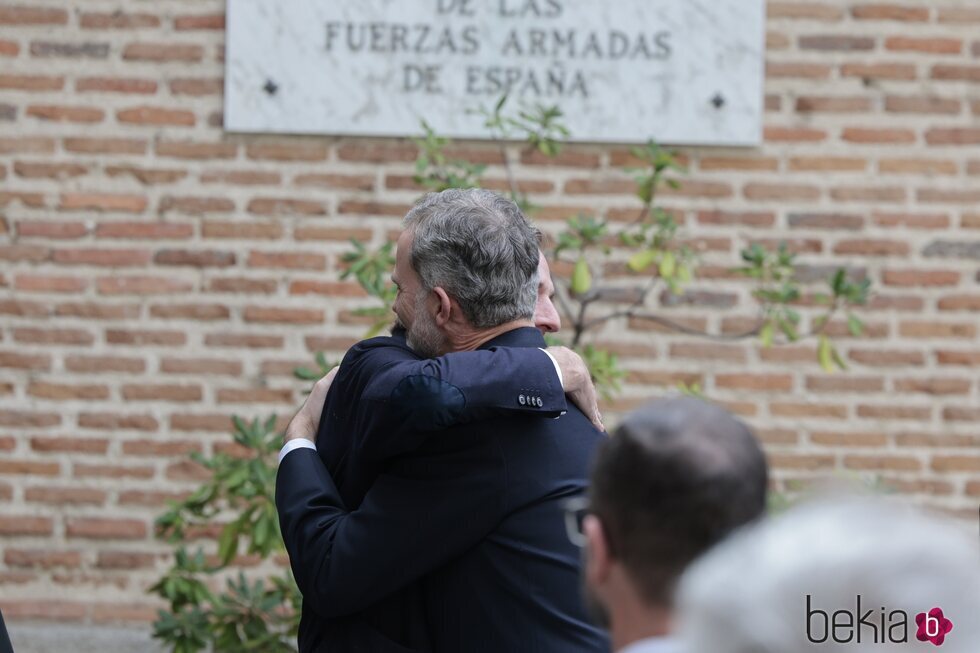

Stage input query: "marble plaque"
[{"left": 225, "top": 0, "right": 765, "bottom": 145}]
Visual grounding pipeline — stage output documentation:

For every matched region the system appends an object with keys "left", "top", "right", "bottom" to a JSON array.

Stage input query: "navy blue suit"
[{"left": 277, "top": 327, "right": 609, "bottom": 653}]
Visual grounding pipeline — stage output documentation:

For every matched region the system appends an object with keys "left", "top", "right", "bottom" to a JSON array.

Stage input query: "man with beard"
[
  {"left": 573, "top": 397, "right": 768, "bottom": 653},
  {"left": 277, "top": 189, "right": 609, "bottom": 652}
]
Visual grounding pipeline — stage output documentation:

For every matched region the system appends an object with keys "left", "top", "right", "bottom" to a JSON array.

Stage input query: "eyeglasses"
[{"left": 562, "top": 496, "right": 591, "bottom": 547}]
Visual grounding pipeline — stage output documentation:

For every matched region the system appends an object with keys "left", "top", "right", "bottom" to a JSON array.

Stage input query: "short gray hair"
[
  {"left": 676, "top": 498, "right": 980, "bottom": 653},
  {"left": 404, "top": 189, "right": 538, "bottom": 328}
]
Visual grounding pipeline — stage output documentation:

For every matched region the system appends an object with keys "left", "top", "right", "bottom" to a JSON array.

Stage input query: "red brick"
[
  {"left": 203, "top": 333, "right": 284, "bottom": 349},
  {"left": 243, "top": 306, "right": 323, "bottom": 324},
  {"left": 16, "top": 221, "right": 88, "bottom": 239},
  {"left": 788, "top": 157, "right": 866, "bottom": 172},
  {"left": 842, "top": 128, "right": 916, "bottom": 144},
  {"left": 26, "top": 105, "right": 104, "bottom": 123},
  {"left": 0, "top": 410, "right": 60, "bottom": 428},
  {"left": 930, "top": 65, "right": 980, "bottom": 82},
  {"left": 106, "top": 328, "right": 186, "bottom": 346},
  {"left": 857, "top": 404, "right": 931, "bottom": 420},
  {"left": 925, "top": 128, "right": 980, "bottom": 146},
  {"left": 122, "top": 439, "right": 201, "bottom": 456},
  {"left": 0, "top": 136, "right": 56, "bottom": 154},
  {"left": 169, "top": 77, "right": 223, "bottom": 96},
  {"left": 28, "top": 381, "right": 108, "bottom": 400},
  {"left": 0, "top": 6, "right": 67, "bottom": 25},
  {"left": 156, "top": 140, "right": 237, "bottom": 160},
  {"left": 878, "top": 159, "right": 958, "bottom": 175},
  {"left": 14, "top": 161, "right": 90, "bottom": 180},
  {"left": 59, "top": 193, "right": 148, "bottom": 213},
  {"left": 696, "top": 211, "right": 775, "bottom": 227},
  {"left": 154, "top": 249, "right": 236, "bottom": 267},
  {"left": 918, "top": 188, "right": 980, "bottom": 204},
  {"left": 64, "top": 137, "right": 146, "bottom": 154},
  {"left": 169, "top": 413, "right": 234, "bottom": 432},
  {"left": 766, "top": 62, "right": 833, "bottom": 79},
  {"left": 744, "top": 183, "right": 820, "bottom": 201},
  {"left": 938, "top": 295, "right": 980, "bottom": 311},
  {"left": 799, "top": 35, "right": 875, "bottom": 51},
  {"left": 117, "top": 106, "right": 195, "bottom": 126},
  {"left": 0, "top": 515, "right": 53, "bottom": 536},
  {"left": 247, "top": 197, "right": 326, "bottom": 216},
  {"left": 874, "top": 213, "right": 950, "bottom": 229},
  {"left": 337, "top": 142, "right": 417, "bottom": 163},
  {"left": 0, "top": 460, "right": 60, "bottom": 475},
  {"left": 202, "top": 220, "right": 283, "bottom": 240},
  {"left": 931, "top": 456, "right": 980, "bottom": 473},
  {"left": 122, "top": 42, "right": 203, "bottom": 62},
  {"left": 96, "top": 275, "right": 193, "bottom": 295},
  {"left": 216, "top": 388, "right": 294, "bottom": 404},
  {"left": 174, "top": 13, "right": 225, "bottom": 30},
  {"left": 53, "top": 248, "right": 150, "bottom": 267},
  {"left": 73, "top": 464, "right": 153, "bottom": 479},
  {"left": 806, "top": 376, "right": 884, "bottom": 393},
  {"left": 55, "top": 302, "right": 139, "bottom": 320},
  {"left": 882, "top": 270, "right": 959, "bottom": 287},
  {"left": 159, "top": 195, "right": 234, "bottom": 215},
  {"left": 716, "top": 374, "right": 793, "bottom": 392},
  {"left": 121, "top": 384, "right": 202, "bottom": 402},
  {"left": 894, "top": 378, "right": 972, "bottom": 395},
  {"left": 14, "top": 327, "right": 94, "bottom": 345},
  {"left": 288, "top": 280, "right": 367, "bottom": 298},
  {"left": 78, "top": 412, "right": 158, "bottom": 431},
  {"left": 770, "top": 403, "right": 848, "bottom": 419},
  {"left": 884, "top": 37, "right": 962, "bottom": 54},
  {"left": 851, "top": 5, "right": 929, "bottom": 21},
  {"left": 0, "top": 244, "right": 49, "bottom": 262},
  {"left": 149, "top": 303, "right": 230, "bottom": 320},
  {"left": 841, "top": 63, "right": 916, "bottom": 81},
  {"left": 248, "top": 250, "right": 326, "bottom": 270},
  {"left": 295, "top": 172, "right": 374, "bottom": 190},
  {"left": 201, "top": 169, "right": 280, "bottom": 185},
  {"left": 0, "top": 350, "right": 51, "bottom": 370},
  {"left": 206, "top": 277, "right": 279, "bottom": 293},
  {"left": 25, "top": 486, "right": 106, "bottom": 504},
  {"left": 79, "top": 12, "right": 160, "bottom": 29},
  {"left": 0, "top": 74, "right": 64, "bottom": 91},
  {"left": 844, "top": 455, "right": 921, "bottom": 472},
  {"left": 796, "top": 96, "right": 872, "bottom": 113},
  {"left": 829, "top": 186, "right": 905, "bottom": 203},
  {"left": 14, "top": 274, "right": 88, "bottom": 293},
  {"left": 65, "top": 355, "right": 145, "bottom": 373},
  {"left": 76, "top": 77, "right": 158, "bottom": 94},
  {"left": 96, "top": 551, "right": 158, "bottom": 570},
  {"left": 900, "top": 321, "right": 976, "bottom": 339},
  {"left": 811, "top": 431, "right": 888, "bottom": 447},
  {"left": 0, "top": 40, "right": 17, "bottom": 56},
  {"left": 246, "top": 141, "right": 328, "bottom": 161},
  {"left": 763, "top": 126, "right": 826, "bottom": 142},
  {"left": 886, "top": 96, "right": 961, "bottom": 115},
  {"left": 5, "top": 550, "right": 81, "bottom": 569},
  {"left": 95, "top": 222, "right": 193, "bottom": 240},
  {"left": 160, "top": 357, "right": 242, "bottom": 376},
  {"left": 768, "top": 454, "right": 836, "bottom": 470},
  {"left": 66, "top": 518, "right": 146, "bottom": 540}
]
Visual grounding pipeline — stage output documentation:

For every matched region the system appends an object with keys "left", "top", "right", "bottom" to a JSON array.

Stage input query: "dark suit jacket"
[{"left": 277, "top": 327, "right": 609, "bottom": 653}]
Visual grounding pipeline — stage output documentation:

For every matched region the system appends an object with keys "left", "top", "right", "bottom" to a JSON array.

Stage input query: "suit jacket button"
[{"left": 519, "top": 394, "right": 526, "bottom": 406}]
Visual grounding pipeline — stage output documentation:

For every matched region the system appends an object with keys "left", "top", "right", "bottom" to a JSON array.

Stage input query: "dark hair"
[{"left": 589, "top": 397, "right": 768, "bottom": 606}]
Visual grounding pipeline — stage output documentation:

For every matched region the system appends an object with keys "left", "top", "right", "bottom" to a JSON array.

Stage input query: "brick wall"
[{"left": 1, "top": 0, "right": 978, "bottom": 627}]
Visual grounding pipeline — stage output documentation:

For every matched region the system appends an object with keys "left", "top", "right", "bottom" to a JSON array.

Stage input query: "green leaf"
[
  {"left": 760, "top": 322, "right": 774, "bottom": 348},
  {"left": 217, "top": 524, "right": 238, "bottom": 566},
  {"left": 817, "top": 335, "right": 835, "bottom": 373},
  {"left": 847, "top": 314, "right": 864, "bottom": 337},
  {"left": 831, "top": 345, "right": 848, "bottom": 371},
  {"left": 659, "top": 251, "right": 676, "bottom": 278},
  {"left": 571, "top": 257, "right": 592, "bottom": 295}
]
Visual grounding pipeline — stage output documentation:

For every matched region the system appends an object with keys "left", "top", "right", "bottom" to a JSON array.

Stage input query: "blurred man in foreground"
[
  {"left": 574, "top": 397, "right": 769, "bottom": 653},
  {"left": 677, "top": 497, "right": 980, "bottom": 653}
]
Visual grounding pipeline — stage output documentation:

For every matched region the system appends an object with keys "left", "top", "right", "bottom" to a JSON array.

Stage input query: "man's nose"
[{"left": 535, "top": 305, "right": 561, "bottom": 334}]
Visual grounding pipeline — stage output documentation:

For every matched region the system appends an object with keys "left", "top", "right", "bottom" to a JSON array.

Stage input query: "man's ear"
[
  {"left": 584, "top": 515, "right": 612, "bottom": 587},
  {"left": 431, "top": 286, "right": 453, "bottom": 327}
]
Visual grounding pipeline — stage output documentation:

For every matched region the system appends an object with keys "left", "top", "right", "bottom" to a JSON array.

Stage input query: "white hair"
[{"left": 676, "top": 497, "right": 980, "bottom": 653}]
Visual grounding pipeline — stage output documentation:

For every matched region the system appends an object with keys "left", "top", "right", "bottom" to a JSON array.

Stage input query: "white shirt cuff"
[
  {"left": 278, "top": 438, "right": 316, "bottom": 465},
  {"left": 539, "top": 348, "right": 563, "bottom": 389}
]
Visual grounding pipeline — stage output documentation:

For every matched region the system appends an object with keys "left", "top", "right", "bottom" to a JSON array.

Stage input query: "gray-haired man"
[{"left": 278, "top": 189, "right": 609, "bottom": 652}]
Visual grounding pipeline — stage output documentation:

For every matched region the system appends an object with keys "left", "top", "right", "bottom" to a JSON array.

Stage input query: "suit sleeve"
[
  {"left": 276, "top": 443, "right": 504, "bottom": 618},
  {"left": 342, "top": 345, "right": 567, "bottom": 460}
]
